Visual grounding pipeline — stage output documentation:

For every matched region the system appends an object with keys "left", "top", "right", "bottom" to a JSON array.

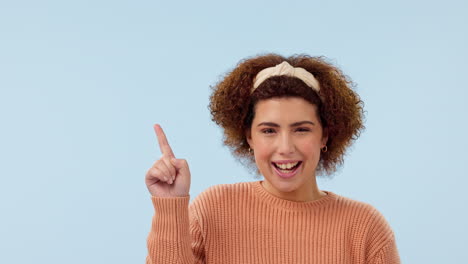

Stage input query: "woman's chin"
[{"left": 266, "top": 175, "right": 300, "bottom": 193}]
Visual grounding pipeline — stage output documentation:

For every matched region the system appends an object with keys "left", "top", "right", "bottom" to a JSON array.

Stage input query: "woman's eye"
[
  {"left": 261, "top": 128, "right": 275, "bottom": 134},
  {"left": 296, "top": 128, "right": 310, "bottom": 132}
]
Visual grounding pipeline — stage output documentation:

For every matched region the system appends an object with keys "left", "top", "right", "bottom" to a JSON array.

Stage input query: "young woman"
[{"left": 145, "top": 53, "right": 401, "bottom": 263}]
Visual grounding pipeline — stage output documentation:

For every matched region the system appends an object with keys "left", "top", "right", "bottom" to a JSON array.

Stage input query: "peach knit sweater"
[{"left": 146, "top": 181, "right": 400, "bottom": 264}]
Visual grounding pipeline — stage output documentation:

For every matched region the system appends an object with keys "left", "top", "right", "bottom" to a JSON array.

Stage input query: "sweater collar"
[{"left": 251, "top": 180, "right": 337, "bottom": 211}]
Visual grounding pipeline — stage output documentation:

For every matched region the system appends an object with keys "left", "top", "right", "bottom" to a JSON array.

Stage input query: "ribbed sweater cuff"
[
  {"left": 150, "top": 196, "right": 190, "bottom": 241},
  {"left": 147, "top": 196, "right": 192, "bottom": 262}
]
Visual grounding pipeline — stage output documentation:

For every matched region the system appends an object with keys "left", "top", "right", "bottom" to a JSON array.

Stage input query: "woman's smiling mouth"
[{"left": 271, "top": 161, "right": 302, "bottom": 178}]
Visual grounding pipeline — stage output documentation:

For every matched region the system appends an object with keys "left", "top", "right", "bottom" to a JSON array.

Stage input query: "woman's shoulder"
[
  {"left": 188, "top": 181, "right": 254, "bottom": 219},
  {"left": 335, "top": 193, "right": 398, "bottom": 258},
  {"left": 332, "top": 192, "right": 380, "bottom": 213},
  {"left": 333, "top": 192, "right": 391, "bottom": 220},
  {"left": 192, "top": 181, "right": 253, "bottom": 202},
  {"left": 333, "top": 192, "right": 396, "bottom": 237}
]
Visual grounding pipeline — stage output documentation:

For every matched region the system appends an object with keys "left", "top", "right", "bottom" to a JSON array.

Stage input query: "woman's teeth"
[
  {"left": 272, "top": 161, "right": 302, "bottom": 178},
  {"left": 273, "top": 162, "right": 299, "bottom": 170}
]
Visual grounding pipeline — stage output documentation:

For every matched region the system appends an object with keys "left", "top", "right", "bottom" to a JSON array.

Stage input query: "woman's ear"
[
  {"left": 245, "top": 128, "right": 253, "bottom": 148},
  {"left": 321, "top": 127, "right": 329, "bottom": 147}
]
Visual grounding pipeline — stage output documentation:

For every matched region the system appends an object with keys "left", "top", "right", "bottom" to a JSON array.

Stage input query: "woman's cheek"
[{"left": 301, "top": 140, "right": 321, "bottom": 158}]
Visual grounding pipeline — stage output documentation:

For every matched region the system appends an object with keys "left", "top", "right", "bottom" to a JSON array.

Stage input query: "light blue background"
[{"left": 1, "top": 0, "right": 467, "bottom": 263}]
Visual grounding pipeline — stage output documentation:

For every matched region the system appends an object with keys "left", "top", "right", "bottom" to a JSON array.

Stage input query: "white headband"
[{"left": 252, "top": 61, "right": 321, "bottom": 94}]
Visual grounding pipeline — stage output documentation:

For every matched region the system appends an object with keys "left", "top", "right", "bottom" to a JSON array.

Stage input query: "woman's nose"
[{"left": 277, "top": 133, "right": 295, "bottom": 155}]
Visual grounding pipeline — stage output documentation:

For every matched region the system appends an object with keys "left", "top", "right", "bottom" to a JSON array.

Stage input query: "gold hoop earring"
[{"left": 321, "top": 145, "right": 328, "bottom": 153}]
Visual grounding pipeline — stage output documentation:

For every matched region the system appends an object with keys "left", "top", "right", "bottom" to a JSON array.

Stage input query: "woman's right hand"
[{"left": 145, "top": 124, "right": 191, "bottom": 198}]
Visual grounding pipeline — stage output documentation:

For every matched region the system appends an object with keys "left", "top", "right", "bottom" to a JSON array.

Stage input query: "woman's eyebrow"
[{"left": 257, "top": 121, "right": 315, "bottom": 127}]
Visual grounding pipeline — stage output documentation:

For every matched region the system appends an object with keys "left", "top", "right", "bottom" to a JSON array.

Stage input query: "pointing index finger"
[{"left": 153, "top": 124, "right": 175, "bottom": 158}]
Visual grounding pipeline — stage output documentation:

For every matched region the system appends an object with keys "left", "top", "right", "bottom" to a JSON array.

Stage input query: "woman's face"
[{"left": 246, "top": 97, "right": 327, "bottom": 200}]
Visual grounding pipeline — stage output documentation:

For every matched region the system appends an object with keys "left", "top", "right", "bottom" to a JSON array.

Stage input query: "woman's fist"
[{"left": 145, "top": 124, "right": 191, "bottom": 198}]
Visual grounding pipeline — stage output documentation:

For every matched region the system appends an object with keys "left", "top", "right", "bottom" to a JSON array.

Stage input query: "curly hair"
[{"left": 209, "top": 53, "right": 365, "bottom": 177}]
